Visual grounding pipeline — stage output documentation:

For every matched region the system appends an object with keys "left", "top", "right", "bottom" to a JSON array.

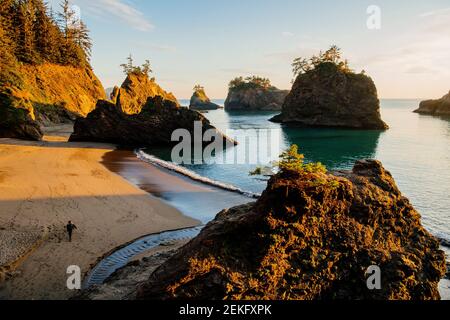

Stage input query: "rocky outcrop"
[
  {"left": 4, "top": 63, "right": 105, "bottom": 117},
  {"left": 189, "top": 88, "right": 221, "bottom": 110},
  {"left": 414, "top": 91, "right": 450, "bottom": 116},
  {"left": 70, "top": 94, "right": 233, "bottom": 147},
  {"left": 225, "top": 86, "right": 288, "bottom": 111},
  {"left": 271, "top": 63, "right": 388, "bottom": 129},
  {"left": 0, "top": 63, "right": 105, "bottom": 140},
  {"left": 0, "top": 94, "right": 43, "bottom": 141},
  {"left": 137, "top": 160, "right": 445, "bottom": 300},
  {"left": 115, "top": 73, "right": 178, "bottom": 115}
]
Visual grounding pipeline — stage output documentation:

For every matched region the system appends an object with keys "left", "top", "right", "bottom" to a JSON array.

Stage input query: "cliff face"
[
  {"left": 189, "top": 89, "right": 221, "bottom": 110},
  {"left": 4, "top": 64, "right": 105, "bottom": 117},
  {"left": 137, "top": 160, "right": 445, "bottom": 300},
  {"left": 225, "top": 86, "right": 289, "bottom": 111},
  {"left": 414, "top": 91, "right": 450, "bottom": 116},
  {"left": 271, "top": 63, "right": 388, "bottom": 129},
  {"left": 0, "top": 63, "right": 105, "bottom": 140},
  {"left": 115, "top": 73, "right": 178, "bottom": 115},
  {"left": 70, "top": 75, "right": 233, "bottom": 147}
]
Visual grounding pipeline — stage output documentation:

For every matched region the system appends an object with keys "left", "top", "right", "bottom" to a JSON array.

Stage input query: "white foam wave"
[{"left": 135, "top": 149, "right": 260, "bottom": 198}]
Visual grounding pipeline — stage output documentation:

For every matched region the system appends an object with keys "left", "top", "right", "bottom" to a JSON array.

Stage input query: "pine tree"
[
  {"left": 16, "top": 0, "right": 38, "bottom": 63},
  {"left": 73, "top": 20, "right": 92, "bottom": 59}
]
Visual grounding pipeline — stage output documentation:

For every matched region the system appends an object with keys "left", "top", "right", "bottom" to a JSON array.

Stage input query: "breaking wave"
[{"left": 135, "top": 149, "right": 260, "bottom": 199}]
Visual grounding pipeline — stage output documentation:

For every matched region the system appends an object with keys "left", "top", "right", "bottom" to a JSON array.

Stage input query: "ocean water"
[{"left": 145, "top": 99, "right": 450, "bottom": 247}]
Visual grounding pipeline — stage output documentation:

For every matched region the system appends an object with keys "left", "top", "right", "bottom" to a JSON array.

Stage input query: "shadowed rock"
[
  {"left": 271, "top": 63, "right": 388, "bottom": 129},
  {"left": 225, "top": 85, "right": 288, "bottom": 111},
  {"left": 70, "top": 96, "right": 233, "bottom": 147},
  {"left": 0, "top": 94, "right": 43, "bottom": 141},
  {"left": 71, "top": 73, "right": 234, "bottom": 147},
  {"left": 414, "top": 91, "right": 450, "bottom": 117},
  {"left": 137, "top": 160, "right": 445, "bottom": 300}
]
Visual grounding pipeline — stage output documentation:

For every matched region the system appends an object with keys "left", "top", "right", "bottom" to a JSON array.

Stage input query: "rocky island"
[
  {"left": 70, "top": 71, "right": 233, "bottom": 147},
  {"left": 271, "top": 47, "right": 388, "bottom": 130},
  {"left": 225, "top": 76, "right": 288, "bottom": 111},
  {"left": 137, "top": 148, "right": 445, "bottom": 300},
  {"left": 414, "top": 91, "right": 450, "bottom": 117},
  {"left": 189, "top": 85, "right": 221, "bottom": 110}
]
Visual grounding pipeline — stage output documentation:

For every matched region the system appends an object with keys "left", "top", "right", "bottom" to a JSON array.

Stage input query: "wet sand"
[{"left": 102, "top": 150, "right": 253, "bottom": 224}]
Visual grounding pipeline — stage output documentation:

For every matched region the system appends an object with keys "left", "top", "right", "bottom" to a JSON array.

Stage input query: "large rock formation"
[
  {"left": 70, "top": 75, "right": 233, "bottom": 147},
  {"left": 189, "top": 88, "right": 221, "bottom": 111},
  {"left": 414, "top": 91, "right": 450, "bottom": 116},
  {"left": 271, "top": 63, "right": 388, "bottom": 129},
  {"left": 0, "top": 63, "right": 105, "bottom": 140},
  {"left": 225, "top": 84, "right": 288, "bottom": 111},
  {"left": 137, "top": 160, "right": 445, "bottom": 300}
]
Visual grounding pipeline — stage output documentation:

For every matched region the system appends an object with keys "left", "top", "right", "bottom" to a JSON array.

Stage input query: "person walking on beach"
[{"left": 66, "top": 221, "right": 77, "bottom": 242}]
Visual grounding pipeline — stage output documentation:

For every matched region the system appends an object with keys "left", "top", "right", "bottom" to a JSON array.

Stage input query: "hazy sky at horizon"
[{"left": 48, "top": 0, "right": 450, "bottom": 99}]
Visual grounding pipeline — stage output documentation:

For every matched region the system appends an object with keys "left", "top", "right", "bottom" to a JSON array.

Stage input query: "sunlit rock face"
[
  {"left": 115, "top": 73, "right": 179, "bottom": 115},
  {"left": 137, "top": 160, "right": 445, "bottom": 300}
]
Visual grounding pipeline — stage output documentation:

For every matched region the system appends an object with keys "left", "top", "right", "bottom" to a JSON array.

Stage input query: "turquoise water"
[{"left": 149, "top": 99, "right": 450, "bottom": 245}]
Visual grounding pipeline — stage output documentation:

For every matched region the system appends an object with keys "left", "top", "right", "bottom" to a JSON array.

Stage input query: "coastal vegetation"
[
  {"left": 228, "top": 76, "right": 272, "bottom": 91},
  {"left": 0, "top": 0, "right": 92, "bottom": 80},
  {"left": 291, "top": 45, "right": 351, "bottom": 80},
  {"left": 120, "top": 55, "right": 153, "bottom": 78},
  {"left": 0, "top": 0, "right": 104, "bottom": 140}
]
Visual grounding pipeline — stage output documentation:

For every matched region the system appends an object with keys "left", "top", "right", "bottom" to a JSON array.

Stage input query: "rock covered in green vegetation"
[
  {"left": 137, "top": 159, "right": 445, "bottom": 300},
  {"left": 271, "top": 50, "right": 388, "bottom": 129},
  {"left": 414, "top": 91, "right": 450, "bottom": 116},
  {"left": 189, "top": 86, "right": 221, "bottom": 110},
  {"left": 225, "top": 76, "right": 289, "bottom": 111}
]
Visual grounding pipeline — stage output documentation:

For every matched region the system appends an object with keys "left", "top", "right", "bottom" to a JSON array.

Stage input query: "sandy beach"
[{"left": 0, "top": 127, "right": 200, "bottom": 300}]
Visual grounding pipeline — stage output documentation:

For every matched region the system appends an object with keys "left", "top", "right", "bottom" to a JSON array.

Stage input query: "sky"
[{"left": 48, "top": 0, "right": 450, "bottom": 99}]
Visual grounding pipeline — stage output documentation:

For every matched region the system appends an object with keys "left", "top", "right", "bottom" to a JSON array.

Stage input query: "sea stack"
[
  {"left": 70, "top": 73, "right": 234, "bottom": 147},
  {"left": 414, "top": 91, "right": 450, "bottom": 116},
  {"left": 189, "top": 85, "right": 221, "bottom": 110},
  {"left": 137, "top": 159, "right": 446, "bottom": 300},
  {"left": 271, "top": 48, "right": 388, "bottom": 129},
  {"left": 225, "top": 76, "right": 289, "bottom": 111}
]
